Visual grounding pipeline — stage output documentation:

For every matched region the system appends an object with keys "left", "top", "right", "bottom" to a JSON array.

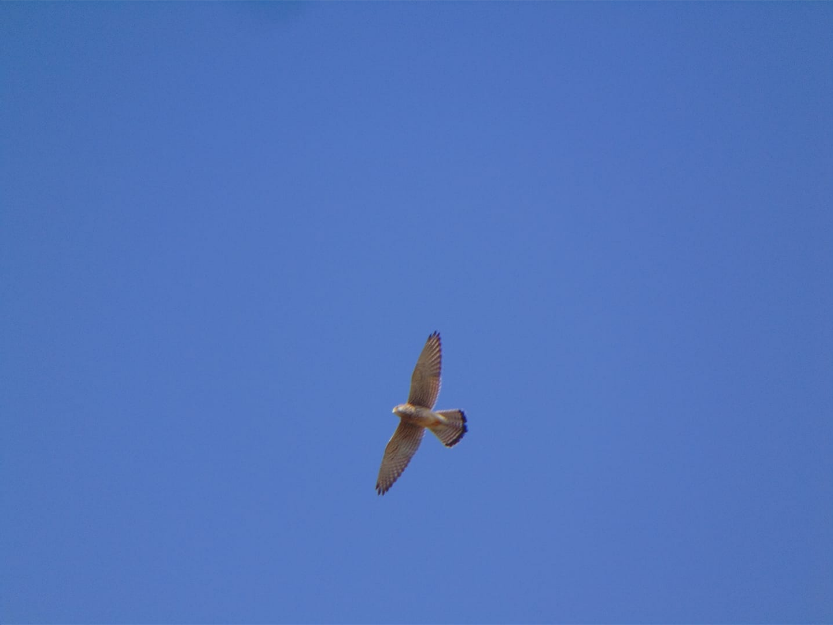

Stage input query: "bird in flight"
[{"left": 376, "top": 331, "right": 468, "bottom": 495}]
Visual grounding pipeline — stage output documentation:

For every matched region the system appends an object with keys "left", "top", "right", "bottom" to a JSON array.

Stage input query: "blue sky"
[{"left": 1, "top": 3, "right": 832, "bottom": 623}]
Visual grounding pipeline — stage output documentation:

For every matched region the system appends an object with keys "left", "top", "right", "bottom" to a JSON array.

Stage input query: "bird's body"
[
  {"left": 376, "top": 332, "right": 468, "bottom": 495},
  {"left": 392, "top": 403, "right": 443, "bottom": 428}
]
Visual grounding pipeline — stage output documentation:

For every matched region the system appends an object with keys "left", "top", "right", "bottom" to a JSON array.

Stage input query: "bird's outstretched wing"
[
  {"left": 376, "top": 421, "right": 425, "bottom": 495},
  {"left": 407, "top": 331, "right": 442, "bottom": 409}
]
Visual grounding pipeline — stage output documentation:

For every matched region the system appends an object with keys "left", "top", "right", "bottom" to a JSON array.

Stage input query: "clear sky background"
[{"left": 1, "top": 3, "right": 832, "bottom": 624}]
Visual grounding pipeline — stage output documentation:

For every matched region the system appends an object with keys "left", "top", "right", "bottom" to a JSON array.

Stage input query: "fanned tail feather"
[{"left": 430, "top": 410, "right": 467, "bottom": 447}]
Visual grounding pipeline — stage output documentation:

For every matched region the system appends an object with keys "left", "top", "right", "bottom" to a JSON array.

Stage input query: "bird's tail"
[{"left": 430, "top": 410, "right": 468, "bottom": 447}]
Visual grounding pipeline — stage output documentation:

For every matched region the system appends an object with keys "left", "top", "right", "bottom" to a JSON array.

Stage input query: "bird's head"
[{"left": 392, "top": 404, "right": 413, "bottom": 418}]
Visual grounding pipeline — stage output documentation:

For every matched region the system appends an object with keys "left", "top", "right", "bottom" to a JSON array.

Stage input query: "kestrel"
[{"left": 376, "top": 331, "right": 468, "bottom": 495}]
